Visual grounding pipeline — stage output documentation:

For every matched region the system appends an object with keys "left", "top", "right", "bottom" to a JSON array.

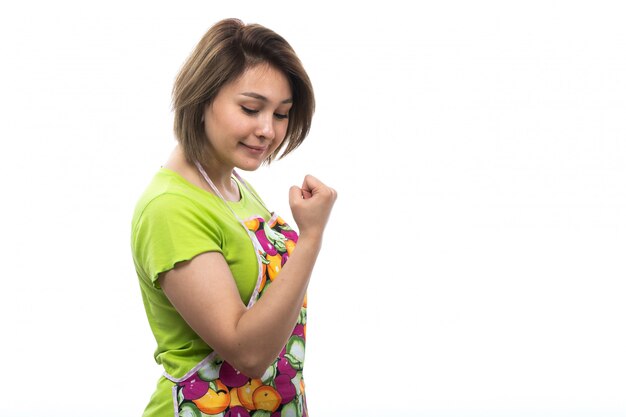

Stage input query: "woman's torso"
[{"left": 131, "top": 167, "right": 272, "bottom": 416}]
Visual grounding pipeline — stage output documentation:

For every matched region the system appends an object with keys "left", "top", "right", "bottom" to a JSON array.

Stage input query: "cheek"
[
  {"left": 276, "top": 123, "right": 289, "bottom": 141},
  {"left": 228, "top": 115, "right": 255, "bottom": 137},
  {"left": 272, "top": 126, "right": 289, "bottom": 150}
]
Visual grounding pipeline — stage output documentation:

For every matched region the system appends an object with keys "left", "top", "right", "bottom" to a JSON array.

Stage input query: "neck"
[
  {"left": 195, "top": 159, "right": 239, "bottom": 202},
  {"left": 164, "top": 145, "right": 240, "bottom": 202}
]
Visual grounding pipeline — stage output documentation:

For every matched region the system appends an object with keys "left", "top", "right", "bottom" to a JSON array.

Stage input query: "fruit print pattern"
[{"left": 171, "top": 215, "right": 308, "bottom": 417}]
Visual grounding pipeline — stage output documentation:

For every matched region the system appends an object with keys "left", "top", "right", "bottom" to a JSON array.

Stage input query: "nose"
[{"left": 255, "top": 113, "right": 275, "bottom": 141}]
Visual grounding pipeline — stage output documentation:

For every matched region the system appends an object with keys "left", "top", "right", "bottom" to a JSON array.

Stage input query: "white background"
[{"left": 1, "top": 1, "right": 625, "bottom": 416}]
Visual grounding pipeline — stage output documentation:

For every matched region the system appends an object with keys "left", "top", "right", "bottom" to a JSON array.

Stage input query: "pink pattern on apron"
[{"left": 162, "top": 163, "right": 308, "bottom": 417}]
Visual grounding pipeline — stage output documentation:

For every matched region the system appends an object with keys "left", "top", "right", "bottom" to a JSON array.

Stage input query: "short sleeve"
[{"left": 131, "top": 193, "right": 223, "bottom": 288}]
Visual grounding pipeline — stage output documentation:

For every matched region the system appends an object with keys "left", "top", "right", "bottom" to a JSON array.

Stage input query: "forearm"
[
  {"left": 160, "top": 176, "right": 336, "bottom": 379},
  {"left": 233, "top": 233, "right": 321, "bottom": 376}
]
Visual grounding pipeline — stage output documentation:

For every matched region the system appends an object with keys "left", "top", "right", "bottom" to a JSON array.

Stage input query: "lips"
[{"left": 240, "top": 143, "right": 267, "bottom": 153}]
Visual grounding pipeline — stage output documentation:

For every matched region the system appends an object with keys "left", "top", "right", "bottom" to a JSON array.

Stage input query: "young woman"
[{"left": 131, "top": 18, "right": 336, "bottom": 417}]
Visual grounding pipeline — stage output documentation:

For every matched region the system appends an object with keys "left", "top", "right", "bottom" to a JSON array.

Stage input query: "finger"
[{"left": 301, "top": 174, "right": 325, "bottom": 194}]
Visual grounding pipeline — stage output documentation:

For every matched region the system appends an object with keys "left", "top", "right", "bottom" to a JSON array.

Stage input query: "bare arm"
[{"left": 159, "top": 175, "right": 336, "bottom": 378}]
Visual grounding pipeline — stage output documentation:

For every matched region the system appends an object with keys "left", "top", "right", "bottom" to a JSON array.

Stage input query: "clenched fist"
[{"left": 288, "top": 175, "right": 337, "bottom": 241}]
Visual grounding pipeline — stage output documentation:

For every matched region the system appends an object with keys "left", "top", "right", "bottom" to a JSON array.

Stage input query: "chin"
[{"left": 236, "top": 160, "right": 265, "bottom": 172}]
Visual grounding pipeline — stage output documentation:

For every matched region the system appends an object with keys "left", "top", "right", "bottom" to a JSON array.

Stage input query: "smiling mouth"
[{"left": 240, "top": 143, "right": 267, "bottom": 153}]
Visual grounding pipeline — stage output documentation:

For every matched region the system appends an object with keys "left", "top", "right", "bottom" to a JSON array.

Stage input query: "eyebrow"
[{"left": 240, "top": 92, "right": 293, "bottom": 104}]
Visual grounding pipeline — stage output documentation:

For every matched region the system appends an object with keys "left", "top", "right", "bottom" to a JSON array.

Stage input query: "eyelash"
[{"left": 241, "top": 106, "right": 289, "bottom": 120}]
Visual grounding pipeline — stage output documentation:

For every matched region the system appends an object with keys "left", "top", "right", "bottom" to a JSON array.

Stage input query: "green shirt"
[{"left": 130, "top": 168, "right": 270, "bottom": 416}]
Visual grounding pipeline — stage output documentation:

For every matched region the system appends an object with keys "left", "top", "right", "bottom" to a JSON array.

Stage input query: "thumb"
[{"left": 289, "top": 185, "right": 303, "bottom": 206}]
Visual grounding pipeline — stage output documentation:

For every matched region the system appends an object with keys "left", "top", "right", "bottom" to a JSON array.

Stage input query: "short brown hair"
[{"left": 172, "top": 18, "right": 315, "bottom": 164}]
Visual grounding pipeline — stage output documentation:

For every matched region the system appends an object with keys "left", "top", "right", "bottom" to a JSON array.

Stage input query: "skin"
[{"left": 160, "top": 63, "right": 337, "bottom": 378}]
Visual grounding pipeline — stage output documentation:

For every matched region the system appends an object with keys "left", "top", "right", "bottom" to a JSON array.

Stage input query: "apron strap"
[
  {"left": 194, "top": 160, "right": 246, "bottom": 223},
  {"left": 232, "top": 170, "right": 272, "bottom": 215},
  {"left": 194, "top": 160, "right": 272, "bottom": 217},
  {"left": 194, "top": 160, "right": 267, "bottom": 309}
]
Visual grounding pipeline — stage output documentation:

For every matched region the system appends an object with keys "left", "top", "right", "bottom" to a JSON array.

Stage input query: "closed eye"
[
  {"left": 241, "top": 106, "right": 258, "bottom": 115},
  {"left": 242, "top": 106, "right": 289, "bottom": 121}
]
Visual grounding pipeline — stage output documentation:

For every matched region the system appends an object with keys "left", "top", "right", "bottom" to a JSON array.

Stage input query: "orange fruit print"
[
  {"left": 173, "top": 215, "right": 309, "bottom": 416},
  {"left": 253, "top": 385, "right": 282, "bottom": 412},
  {"left": 236, "top": 378, "right": 262, "bottom": 410},
  {"left": 192, "top": 380, "right": 230, "bottom": 414}
]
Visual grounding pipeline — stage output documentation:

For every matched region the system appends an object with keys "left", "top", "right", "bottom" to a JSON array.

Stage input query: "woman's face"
[{"left": 202, "top": 63, "right": 293, "bottom": 172}]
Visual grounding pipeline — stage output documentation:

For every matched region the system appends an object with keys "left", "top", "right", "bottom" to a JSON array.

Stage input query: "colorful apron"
[{"left": 163, "top": 162, "right": 308, "bottom": 417}]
